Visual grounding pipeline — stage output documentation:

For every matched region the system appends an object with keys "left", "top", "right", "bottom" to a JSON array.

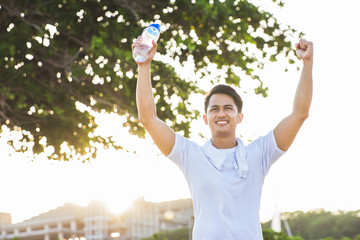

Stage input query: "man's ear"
[
  {"left": 237, "top": 113, "right": 244, "bottom": 124},
  {"left": 203, "top": 114, "right": 208, "bottom": 125}
]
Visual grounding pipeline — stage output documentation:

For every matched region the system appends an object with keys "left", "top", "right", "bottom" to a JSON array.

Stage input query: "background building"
[
  {"left": 84, "top": 201, "right": 112, "bottom": 240},
  {"left": 0, "top": 213, "right": 11, "bottom": 226},
  {"left": 0, "top": 198, "right": 193, "bottom": 240},
  {"left": 158, "top": 199, "right": 194, "bottom": 232},
  {"left": 0, "top": 203, "right": 85, "bottom": 240}
]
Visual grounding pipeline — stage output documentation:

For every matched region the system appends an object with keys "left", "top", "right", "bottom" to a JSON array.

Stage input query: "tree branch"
[{"left": 1, "top": 3, "right": 44, "bottom": 34}]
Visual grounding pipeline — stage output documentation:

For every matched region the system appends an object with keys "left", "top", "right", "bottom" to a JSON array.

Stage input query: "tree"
[
  {"left": 262, "top": 229, "right": 304, "bottom": 240},
  {"left": 142, "top": 228, "right": 304, "bottom": 240},
  {"left": 141, "top": 228, "right": 188, "bottom": 240},
  {"left": 263, "top": 209, "right": 360, "bottom": 240},
  {"left": 0, "top": 0, "right": 300, "bottom": 161}
]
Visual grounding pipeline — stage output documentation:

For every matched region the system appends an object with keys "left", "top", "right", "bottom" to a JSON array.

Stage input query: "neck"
[{"left": 211, "top": 136, "right": 237, "bottom": 149}]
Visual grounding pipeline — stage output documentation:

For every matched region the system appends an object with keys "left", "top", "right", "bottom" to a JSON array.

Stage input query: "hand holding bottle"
[
  {"left": 132, "top": 36, "right": 157, "bottom": 65},
  {"left": 132, "top": 23, "right": 160, "bottom": 65}
]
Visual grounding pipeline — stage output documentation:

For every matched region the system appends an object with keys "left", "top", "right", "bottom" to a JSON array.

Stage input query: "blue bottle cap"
[{"left": 149, "top": 23, "right": 161, "bottom": 32}]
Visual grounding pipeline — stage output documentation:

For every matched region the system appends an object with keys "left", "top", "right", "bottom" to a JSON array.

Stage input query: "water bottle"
[{"left": 133, "top": 23, "right": 161, "bottom": 62}]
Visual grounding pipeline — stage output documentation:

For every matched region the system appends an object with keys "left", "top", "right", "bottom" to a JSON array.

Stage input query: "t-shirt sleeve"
[
  {"left": 254, "top": 130, "right": 286, "bottom": 175},
  {"left": 166, "top": 133, "right": 193, "bottom": 174}
]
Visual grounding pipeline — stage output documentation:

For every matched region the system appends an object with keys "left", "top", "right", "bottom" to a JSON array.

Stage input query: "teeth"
[{"left": 216, "top": 121, "right": 228, "bottom": 124}]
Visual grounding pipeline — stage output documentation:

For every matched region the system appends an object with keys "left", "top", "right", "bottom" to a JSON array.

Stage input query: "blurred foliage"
[
  {"left": 262, "top": 229, "right": 304, "bottom": 240},
  {"left": 0, "top": 0, "right": 300, "bottom": 160},
  {"left": 141, "top": 228, "right": 189, "bottom": 240},
  {"left": 141, "top": 227, "right": 304, "bottom": 240},
  {"left": 262, "top": 209, "right": 360, "bottom": 240}
]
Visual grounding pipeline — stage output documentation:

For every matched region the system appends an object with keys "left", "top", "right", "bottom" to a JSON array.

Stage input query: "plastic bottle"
[{"left": 133, "top": 23, "right": 161, "bottom": 62}]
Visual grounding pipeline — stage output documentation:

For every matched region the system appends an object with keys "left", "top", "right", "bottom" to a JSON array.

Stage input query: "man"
[{"left": 132, "top": 36, "right": 313, "bottom": 239}]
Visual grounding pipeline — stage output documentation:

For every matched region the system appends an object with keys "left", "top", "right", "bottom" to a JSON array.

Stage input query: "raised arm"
[
  {"left": 132, "top": 37, "right": 175, "bottom": 155},
  {"left": 274, "top": 39, "right": 313, "bottom": 151}
]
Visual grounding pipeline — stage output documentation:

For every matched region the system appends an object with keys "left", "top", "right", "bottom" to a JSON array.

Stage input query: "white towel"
[{"left": 203, "top": 138, "right": 248, "bottom": 179}]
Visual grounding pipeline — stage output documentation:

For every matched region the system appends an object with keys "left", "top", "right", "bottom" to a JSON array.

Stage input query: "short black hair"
[{"left": 204, "top": 84, "right": 243, "bottom": 113}]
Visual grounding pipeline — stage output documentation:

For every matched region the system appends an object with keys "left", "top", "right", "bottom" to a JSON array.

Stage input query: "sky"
[{"left": 1, "top": 0, "right": 360, "bottom": 224}]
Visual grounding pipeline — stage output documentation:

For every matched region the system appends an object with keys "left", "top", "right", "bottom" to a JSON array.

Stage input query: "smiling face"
[{"left": 203, "top": 93, "right": 243, "bottom": 139}]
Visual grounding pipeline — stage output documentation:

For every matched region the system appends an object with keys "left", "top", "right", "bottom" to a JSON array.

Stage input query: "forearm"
[
  {"left": 136, "top": 64, "right": 157, "bottom": 123},
  {"left": 292, "top": 60, "right": 313, "bottom": 119}
]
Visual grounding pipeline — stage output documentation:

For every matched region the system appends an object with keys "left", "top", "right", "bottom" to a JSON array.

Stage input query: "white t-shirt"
[{"left": 167, "top": 130, "right": 285, "bottom": 240}]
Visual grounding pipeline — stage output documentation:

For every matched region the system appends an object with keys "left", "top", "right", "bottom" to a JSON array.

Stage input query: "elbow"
[
  {"left": 138, "top": 115, "right": 148, "bottom": 126},
  {"left": 293, "top": 105, "right": 310, "bottom": 122},
  {"left": 304, "top": 112, "right": 310, "bottom": 120},
  {"left": 138, "top": 114, "right": 156, "bottom": 127},
  {"left": 301, "top": 110, "right": 310, "bottom": 120},
  {"left": 300, "top": 114, "right": 309, "bottom": 123},
  {"left": 295, "top": 111, "right": 309, "bottom": 122}
]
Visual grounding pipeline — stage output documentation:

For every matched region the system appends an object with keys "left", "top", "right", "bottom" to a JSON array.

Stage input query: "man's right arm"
[{"left": 134, "top": 38, "right": 175, "bottom": 156}]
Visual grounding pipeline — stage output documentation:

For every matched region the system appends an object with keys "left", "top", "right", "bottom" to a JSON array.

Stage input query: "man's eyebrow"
[{"left": 209, "top": 104, "right": 234, "bottom": 108}]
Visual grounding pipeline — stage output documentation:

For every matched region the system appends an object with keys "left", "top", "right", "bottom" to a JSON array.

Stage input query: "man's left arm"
[{"left": 274, "top": 39, "right": 313, "bottom": 151}]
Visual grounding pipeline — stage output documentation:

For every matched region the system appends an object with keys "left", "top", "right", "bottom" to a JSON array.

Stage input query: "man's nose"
[{"left": 217, "top": 108, "right": 226, "bottom": 117}]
